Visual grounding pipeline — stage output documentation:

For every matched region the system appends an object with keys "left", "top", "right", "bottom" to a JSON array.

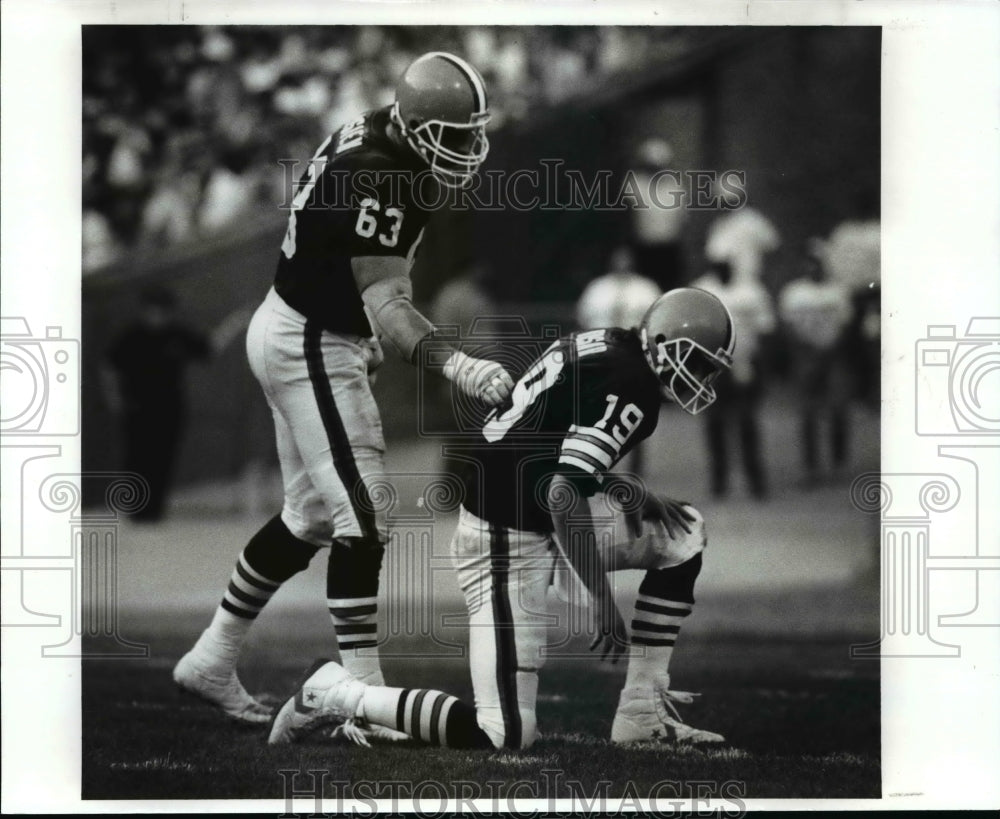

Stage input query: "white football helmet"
[{"left": 639, "top": 288, "right": 736, "bottom": 415}]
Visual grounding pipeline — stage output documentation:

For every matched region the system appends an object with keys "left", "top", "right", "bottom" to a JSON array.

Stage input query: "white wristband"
[{"left": 442, "top": 350, "right": 474, "bottom": 382}]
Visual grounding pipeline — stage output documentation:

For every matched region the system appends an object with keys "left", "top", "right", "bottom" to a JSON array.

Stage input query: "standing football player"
[
  {"left": 173, "top": 52, "right": 513, "bottom": 724},
  {"left": 266, "top": 288, "right": 734, "bottom": 748}
]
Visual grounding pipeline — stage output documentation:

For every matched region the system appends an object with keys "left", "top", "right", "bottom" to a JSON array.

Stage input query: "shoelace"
[
  {"left": 330, "top": 717, "right": 372, "bottom": 748},
  {"left": 656, "top": 684, "right": 700, "bottom": 723}
]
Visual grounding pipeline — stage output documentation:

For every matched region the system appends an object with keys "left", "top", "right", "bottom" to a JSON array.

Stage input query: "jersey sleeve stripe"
[
  {"left": 567, "top": 430, "right": 621, "bottom": 459},
  {"left": 558, "top": 453, "right": 602, "bottom": 475},
  {"left": 561, "top": 439, "right": 615, "bottom": 469},
  {"left": 568, "top": 424, "right": 619, "bottom": 450}
]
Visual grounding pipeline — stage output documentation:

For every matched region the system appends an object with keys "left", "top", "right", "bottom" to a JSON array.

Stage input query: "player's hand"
[
  {"left": 589, "top": 603, "right": 628, "bottom": 664},
  {"left": 642, "top": 494, "right": 696, "bottom": 541},
  {"left": 474, "top": 360, "right": 514, "bottom": 406},
  {"left": 445, "top": 352, "right": 514, "bottom": 406},
  {"left": 611, "top": 475, "right": 693, "bottom": 542}
]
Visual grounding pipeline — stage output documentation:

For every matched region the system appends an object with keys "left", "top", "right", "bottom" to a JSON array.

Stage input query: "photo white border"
[{"left": 2, "top": 0, "right": 998, "bottom": 812}]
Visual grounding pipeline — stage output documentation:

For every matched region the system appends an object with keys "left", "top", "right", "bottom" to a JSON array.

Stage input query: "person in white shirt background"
[
  {"left": 824, "top": 190, "right": 880, "bottom": 411},
  {"left": 629, "top": 138, "right": 688, "bottom": 293},
  {"left": 576, "top": 246, "right": 662, "bottom": 333},
  {"left": 704, "top": 199, "right": 780, "bottom": 288},
  {"left": 778, "top": 244, "right": 854, "bottom": 487}
]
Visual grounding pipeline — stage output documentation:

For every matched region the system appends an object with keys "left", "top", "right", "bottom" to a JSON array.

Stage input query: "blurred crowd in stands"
[{"left": 83, "top": 25, "right": 691, "bottom": 272}]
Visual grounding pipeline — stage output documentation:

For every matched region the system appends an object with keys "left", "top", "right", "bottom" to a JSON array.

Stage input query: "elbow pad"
[{"left": 362, "top": 281, "right": 436, "bottom": 363}]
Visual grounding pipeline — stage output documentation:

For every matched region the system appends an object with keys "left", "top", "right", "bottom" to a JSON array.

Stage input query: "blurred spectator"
[
  {"left": 197, "top": 148, "right": 259, "bottom": 234},
  {"left": 140, "top": 172, "right": 201, "bottom": 247},
  {"left": 82, "top": 208, "right": 123, "bottom": 274},
  {"left": 495, "top": 29, "right": 530, "bottom": 97},
  {"left": 102, "top": 286, "right": 251, "bottom": 521},
  {"left": 139, "top": 137, "right": 202, "bottom": 248},
  {"left": 825, "top": 190, "right": 881, "bottom": 409},
  {"left": 691, "top": 259, "right": 775, "bottom": 499},
  {"left": 539, "top": 31, "right": 588, "bottom": 103},
  {"left": 779, "top": 245, "right": 854, "bottom": 487},
  {"left": 705, "top": 201, "right": 780, "bottom": 286},
  {"left": 597, "top": 27, "right": 633, "bottom": 73},
  {"left": 104, "top": 121, "right": 154, "bottom": 244},
  {"left": 629, "top": 138, "right": 688, "bottom": 292},
  {"left": 576, "top": 247, "right": 661, "bottom": 331}
]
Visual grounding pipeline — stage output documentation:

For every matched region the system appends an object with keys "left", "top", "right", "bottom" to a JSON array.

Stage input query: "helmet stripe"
[{"left": 425, "top": 50, "right": 487, "bottom": 114}]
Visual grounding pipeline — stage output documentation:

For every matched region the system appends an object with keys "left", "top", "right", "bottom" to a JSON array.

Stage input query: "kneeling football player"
[
  {"left": 268, "top": 289, "right": 733, "bottom": 749},
  {"left": 442, "top": 287, "right": 734, "bottom": 748}
]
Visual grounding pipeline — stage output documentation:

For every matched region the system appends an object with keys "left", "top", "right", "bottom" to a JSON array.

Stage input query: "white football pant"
[
  {"left": 449, "top": 500, "right": 706, "bottom": 749},
  {"left": 246, "top": 287, "right": 386, "bottom": 547}
]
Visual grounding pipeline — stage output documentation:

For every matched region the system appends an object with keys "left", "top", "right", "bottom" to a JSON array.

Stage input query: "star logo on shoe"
[
  {"left": 651, "top": 728, "right": 661, "bottom": 739},
  {"left": 294, "top": 688, "right": 319, "bottom": 713}
]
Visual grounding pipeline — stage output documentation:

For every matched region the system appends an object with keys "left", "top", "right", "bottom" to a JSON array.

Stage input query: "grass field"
[
  {"left": 79, "top": 394, "right": 881, "bottom": 803},
  {"left": 82, "top": 627, "right": 879, "bottom": 801}
]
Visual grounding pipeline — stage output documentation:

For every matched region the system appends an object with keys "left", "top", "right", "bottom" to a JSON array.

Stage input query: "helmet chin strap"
[
  {"left": 385, "top": 113, "right": 411, "bottom": 153},
  {"left": 389, "top": 102, "right": 425, "bottom": 161}
]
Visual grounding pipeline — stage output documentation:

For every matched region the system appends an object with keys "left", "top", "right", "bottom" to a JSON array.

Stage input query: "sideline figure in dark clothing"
[
  {"left": 103, "top": 285, "right": 248, "bottom": 521},
  {"left": 690, "top": 260, "right": 775, "bottom": 500},
  {"left": 779, "top": 247, "right": 854, "bottom": 486}
]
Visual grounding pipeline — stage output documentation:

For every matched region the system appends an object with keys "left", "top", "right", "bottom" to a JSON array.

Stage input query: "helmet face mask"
[
  {"left": 391, "top": 52, "right": 491, "bottom": 189},
  {"left": 639, "top": 288, "right": 736, "bottom": 416},
  {"left": 392, "top": 103, "right": 489, "bottom": 188},
  {"left": 643, "top": 333, "right": 729, "bottom": 414}
]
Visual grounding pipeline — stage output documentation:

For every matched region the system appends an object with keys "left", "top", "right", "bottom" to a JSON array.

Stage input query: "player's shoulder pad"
[{"left": 580, "top": 329, "right": 660, "bottom": 409}]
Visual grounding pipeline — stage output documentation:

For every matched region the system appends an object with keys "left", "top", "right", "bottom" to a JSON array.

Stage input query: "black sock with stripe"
[
  {"left": 327, "top": 538, "right": 385, "bottom": 683},
  {"left": 197, "top": 514, "right": 318, "bottom": 668},
  {"left": 360, "top": 686, "right": 494, "bottom": 749},
  {"left": 219, "top": 514, "right": 319, "bottom": 619},
  {"left": 624, "top": 554, "right": 702, "bottom": 689}
]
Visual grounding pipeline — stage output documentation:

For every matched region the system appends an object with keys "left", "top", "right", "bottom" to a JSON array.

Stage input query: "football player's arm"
[
  {"left": 352, "top": 256, "right": 513, "bottom": 406},
  {"left": 564, "top": 385, "right": 694, "bottom": 541},
  {"left": 547, "top": 473, "right": 627, "bottom": 663}
]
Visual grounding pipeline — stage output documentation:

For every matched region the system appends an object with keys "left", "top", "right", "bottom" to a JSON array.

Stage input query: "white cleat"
[
  {"left": 611, "top": 677, "right": 725, "bottom": 745},
  {"left": 173, "top": 650, "right": 272, "bottom": 725},
  {"left": 268, "top": 659, "right": 367, "bottom": 745},
  {"left": 327, "top": 669, "right": 409, "bottom": 744}
]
